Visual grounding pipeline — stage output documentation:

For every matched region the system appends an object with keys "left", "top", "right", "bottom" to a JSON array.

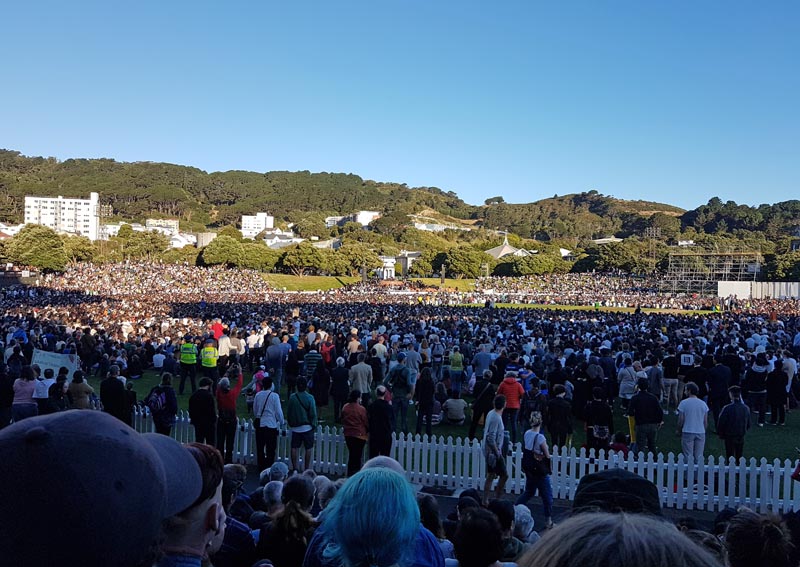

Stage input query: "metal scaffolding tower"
[{"left": 661, "top": 249, "right": 763, "bottom": 295}]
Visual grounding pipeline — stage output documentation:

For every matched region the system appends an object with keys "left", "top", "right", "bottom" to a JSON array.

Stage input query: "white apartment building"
[
  {"left": 354, "top": 210, "right": 381, "bottom": 226},
  {"left": 241, "top": 212, "right": 274, "bottom": 239},
  {"left": 146, "top": 218, "right": 180, "bottom": 232},
  {"left": 24, "top": 192, "right": 101, "bottom": 241}
]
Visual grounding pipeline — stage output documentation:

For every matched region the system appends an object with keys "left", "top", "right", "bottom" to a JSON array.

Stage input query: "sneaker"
[
  {"left": 758, "top": 423, "right": 764, "bottom": 427},
  {"left": 544, "top": 519, "right": 555, "bottom": 529},
  {"left": 674, "top": 410, "right": 680, "bottom": 416}
]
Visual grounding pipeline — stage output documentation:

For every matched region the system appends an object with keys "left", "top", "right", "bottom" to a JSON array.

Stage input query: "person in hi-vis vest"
[
  {"left": 201, "top": 339, "right": 220, "bottom": 386},
  {"left": 178, "top": 336, "right": 199, "bottom": 394}
]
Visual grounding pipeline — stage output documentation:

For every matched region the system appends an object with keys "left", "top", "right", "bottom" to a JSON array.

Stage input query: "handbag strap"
[{"left": 258, "top": 391, "right": 272, "bottom": 420}]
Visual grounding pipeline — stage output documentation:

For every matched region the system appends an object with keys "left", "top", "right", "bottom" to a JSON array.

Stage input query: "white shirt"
[
  {"left": 33, "top": 378, "right": 55, "bottom": 399},
  {"left": 152, "top": 353, "right": 166, "bottom": 369},
  {"left": 678, "top": 397, "right": 709, "bottom": 435},
  {"left": 253, "top": 388, "right": 284, "bottom": 429}
]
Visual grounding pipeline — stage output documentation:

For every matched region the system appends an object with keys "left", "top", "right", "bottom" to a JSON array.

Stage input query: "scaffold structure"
[{"left": 661, "top": 248, "right": 762, "bottom": 295}]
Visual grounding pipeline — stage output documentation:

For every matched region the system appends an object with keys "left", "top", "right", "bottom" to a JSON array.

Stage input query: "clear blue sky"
[{"left": 1, "top": 1, "right": 797, "bottom": 210}]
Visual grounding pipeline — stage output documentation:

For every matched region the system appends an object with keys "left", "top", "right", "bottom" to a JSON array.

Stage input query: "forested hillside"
[{"left": 1, "top": 150, "right": 798, "bottom": 247}]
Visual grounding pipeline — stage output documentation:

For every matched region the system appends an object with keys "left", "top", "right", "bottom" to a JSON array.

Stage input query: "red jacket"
[
  {"left": 497, "top": 377, "right": 525, "bottom": 409},
  {"left": 216, "top": 373, "right": 243, "bottom": 415}
]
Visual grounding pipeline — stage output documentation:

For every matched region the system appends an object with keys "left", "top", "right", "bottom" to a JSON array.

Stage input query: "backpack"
[
  {"left": 389, "top": 366, "right": 409, "bottom": 391},
  {"left": 146, "top": 387, "right": 167, "bottom": 414}
]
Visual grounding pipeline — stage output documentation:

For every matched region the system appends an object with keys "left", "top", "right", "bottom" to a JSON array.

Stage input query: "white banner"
[{"left": 31, "top": 349, "right": 81, "bottom": 379}]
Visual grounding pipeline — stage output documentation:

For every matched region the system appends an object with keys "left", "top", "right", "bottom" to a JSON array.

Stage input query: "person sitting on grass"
[{"left": 443, "top": 390, "right": 468, "bottom": 425}]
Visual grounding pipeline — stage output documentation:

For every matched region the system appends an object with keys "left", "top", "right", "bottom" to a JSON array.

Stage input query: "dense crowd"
[{"left": 3, "top": 262, "right": 800, "bottom": 566}]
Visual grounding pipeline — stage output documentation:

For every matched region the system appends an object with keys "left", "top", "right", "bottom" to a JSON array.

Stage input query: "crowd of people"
[
  {"left": 3, "top": 262, "right": 800, "bottom": 565},
  {"left": 3, "top": 407, "right": 799, "bottom": 567}
]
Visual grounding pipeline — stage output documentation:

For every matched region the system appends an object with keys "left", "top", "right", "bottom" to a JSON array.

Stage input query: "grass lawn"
[
  {"left": 115, "top": 369, "right": 798, "bottom": 463},
  {"left": 410, "top": 278, "right": 477, "bottom": 292},
  {"left": 264, "top": 274, "right": 359, "bottom": 291}
]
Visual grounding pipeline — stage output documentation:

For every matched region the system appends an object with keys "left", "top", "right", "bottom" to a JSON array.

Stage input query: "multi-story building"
[
  {"left": 24, "top": 192, "right": 101, "bottom": 241},
  {"left": 241, "top": 212, "right": 274, "bottom": 239},
  {"left": 145, "top": 218, "right": 180, "bottom": 232}
]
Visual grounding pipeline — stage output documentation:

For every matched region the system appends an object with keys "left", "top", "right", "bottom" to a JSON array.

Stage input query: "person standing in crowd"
[
  {"left": 516, "top": 411, "right": 555, "bottom": 529},
  {"left": 717, "top": 385, "right": 751, "bottom": 461},
  {"left": 584, "top": 386, "right": 614, "bottom": 454},
  {"left": 201, "top": 338, "right": 220, "bottom": 386},
  {"left": 189, "top": 377, "right": 217, "bottom": 445},
  {"left": 146, "top": 373, "right": 179, "bottom": 436},
  {"left": 677, "top": 382, "right": 709, "bottom": 462},
  {"left": 708, "top": 354, "right": 732, "bottom": 429},
  {"left": 546, "top": 384, "right": 572, "bottom": 449},
  {"left": 767, "top": 356, "right": 789, "bottom": 426},
  {"left": 449, "top": 346, "right": 465, "bottom": 395},
  {"left": 744, "top": 352, "right": 770, "bottom": 427},
  {"left": 662, "top": 348, "right": 680, "bottom": 412},
  {"left": 468, "top": 370, "right": 496, "bottom": 440},
  {"left": 287, "top": 376, "right": 317, "bottom": 473},
  {"left": 304, "top": 344, "right": 324, "bottom": 381},
  {"left": 100, "top": 365, "right": 127, "bottom": 424},
  {"left": 255, "top": 475, "right": 316, "bottom": 567},
  {"left": 330, "top": 357, "right": 350, "bottom": 423},
  {"left": 253, "top": 375, "right": 284, "bottom": 471},
  {"left": 483, "top": 395, "right": 508, "bottom": 505},
  {"left": 32, "top": 367, "right": 55, "bottom": 415},
  {"left": 266, "top": 337, "right": 286, "bottom": 394},
  {"left": 627, "top": 377, "right": 664, "bottom": 455},
  {"left": 497, "top": 371, "right": 525, "bottom": 443},
  {"left": 11, "top": 365, "right": 37, "bottom": 423},
  {"left": 179, "top": 335, "right": 199, "bottom": 394},
  {"left": 386, "top": 352, "right": 413, "bottom": 434},
  {"left": 617, "top": 358, "right": 637, "bottom": 415},
  {"left": 349, "top": 353, "right": 373, "bottom": 407},
  {"left": 216, "top": 364, "right": 244, "bottom": 464},
  {"left": 68, "top": 370, "right": 94, "bottom": 409},
  {"left": 367, "top": 385, "right": 394, "bottom": 458},
  {"left": 415, "top": 366, "right": 435, "bottom": 436},
  {"left": 342, "top": 390, "right": 369, "bottom": 476}
]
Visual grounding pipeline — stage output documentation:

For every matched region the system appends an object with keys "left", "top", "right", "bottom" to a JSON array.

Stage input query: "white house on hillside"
[{"left": 241, "top": 212, "right": 274, "bottom": 239}]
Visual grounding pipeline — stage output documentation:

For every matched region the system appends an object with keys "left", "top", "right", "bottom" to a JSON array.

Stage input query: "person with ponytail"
[{"left": 256, "top": 474, "right": 316, "bottom": 567}]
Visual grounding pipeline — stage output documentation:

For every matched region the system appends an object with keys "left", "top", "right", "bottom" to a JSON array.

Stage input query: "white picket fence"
[{"left": 133, "top": 409, "right": 800, "bottom": 514}]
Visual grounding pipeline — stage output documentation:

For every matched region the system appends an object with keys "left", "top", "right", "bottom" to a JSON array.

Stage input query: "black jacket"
[
  {"left": 547, "top": 397, "right": 573, "bottom": 434},
  {"left": 708, "top": 364, "right": 732, "bottom": 399},
  {"left": 100, "top": 377, "right": 127, "bottom": 423},
  {"left": 717, "top": 400, "right": 751, "bottom": 439},
  {"left": 329, "top": 367, "right": 350, "bottom": 400},
  {"left": 367, "top": 399, "right": 395, "bottom": 439},
  {"left": 414, "top": 374, "right": 435, "bottom": 407},
  {"left": 189, "top": 388, "right": 217, "bottom": 425},
  {"left": 628, "top": 391, "right": 664, "bottom": 426}
]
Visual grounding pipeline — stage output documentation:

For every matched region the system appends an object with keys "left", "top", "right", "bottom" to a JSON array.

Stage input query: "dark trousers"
[
  {"left": 725, "top": 437, "right": 744, "bottom": 461},
  {"left": 179, "top": 362, "right": 197, "bottom": 394},
  {"left": 345, "top": 436, "right": 366, "bottom": 476},
  {"left": 635, "top": 423, "right": 658, "bottom": 455},
  {"left": 217, "top": 417, "right": 237, "bottom": 464},
  {"left": 469, "top": 405, "right": 490, "bottom": 440},
  {"left": 369, "top": 435, "right": 392, "bottom": 459},
  {"left": 218, "top": 355, "right": 229, "bottom": 376},
  {"left": 332, "top": 397, "right": 346, "bottom": 423},
  {"left": 256, "top": 426, "right": 279, "bottom": 471},
  {"left": 394, "top": 398, "right": 409, "bottom": 434},
  {"left": 416, "top": 403, "right": 433, "bottom": 436},
  {"left": 748, "top": 392, "right": 767, "bottom": 425},
  {"left": 194, "top": 422, "right": 216, "bottom": 445},
  {"left": 515, "top": 473, "right": 553, "bottom": 518},
  {"left": 770, "top": 402, "right": 786, "bottom": 425},
  {"left": 709, "top": 397, "right": 727, "bottom": 429},
  {"left": 550, "top": 430, "right": 569, "bottom": 449},
  {"left": 503, "top": 408, "right": 519, "bottom": 443}
]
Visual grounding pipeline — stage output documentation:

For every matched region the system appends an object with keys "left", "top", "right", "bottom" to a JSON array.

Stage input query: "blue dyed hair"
[{"left": 322, "top": 468, "right": 419, "bottom": 567}]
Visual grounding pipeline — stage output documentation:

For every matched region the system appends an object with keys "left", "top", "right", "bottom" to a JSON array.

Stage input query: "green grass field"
[
  {"left": 409, "top": 278, "right": 477, "bottom": 292},
  {"left": 117, "top": 369, "right": 798, "bottom": 463},
  {"left": 264, "top": 274, "right": 359, "bottom": 291}
]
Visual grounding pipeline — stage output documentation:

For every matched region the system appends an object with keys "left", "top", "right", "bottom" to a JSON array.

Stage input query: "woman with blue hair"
[{"left": 303, "top": 466, "right": 443, "bottom": 567}]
